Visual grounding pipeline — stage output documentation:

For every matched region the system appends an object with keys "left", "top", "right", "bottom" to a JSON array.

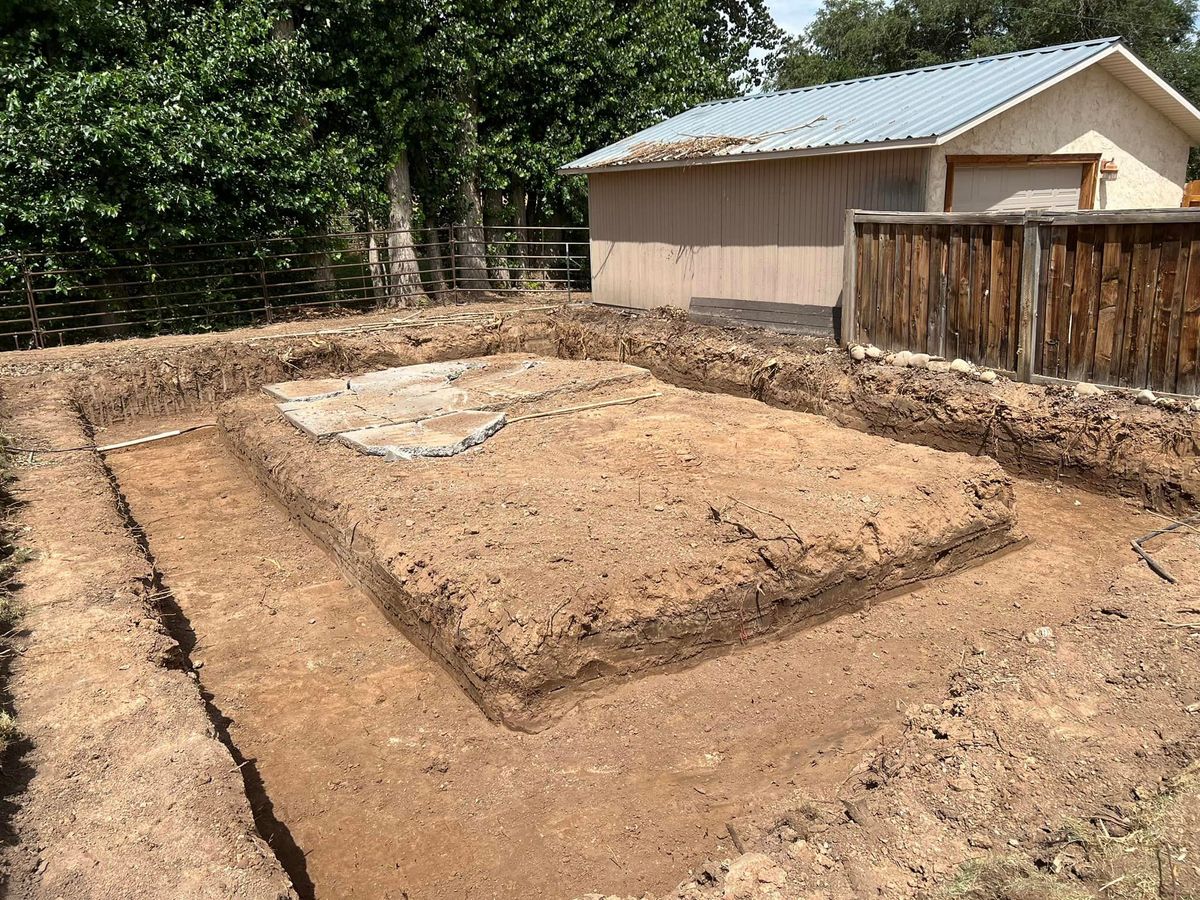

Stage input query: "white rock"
[
  {"left": 849, "top": 345, "right": 866, "bottom": 361},
  {"left": 1155, "top": 396, "right": 1179, "bottom": 410},
  {"left": 1190, "top": 398, "right": 1200, "bottom": 413},
  {"left": 909, "top": 353, "right": 931, "bottom": 369},
  {"left": 864, "top": 345, "right": 882, "bottom": 359},
  {"left": 891, "top": 350, "right": 913, "bottom": 367},
  {"left": 1135, "top": 389, "right": 1157, "bottom": 405},
  {"left": 723, "top": 852, "right": 788, "bottom": 900},
  {"left": 949, "top": 358, "right": 973, "bottom": 374},
  {"left": 927, "top": 360, "right": 952, "bottom": 374},
  {"left": 1074, "top": 382, "right": 1104, "bottom": 396},
  {"left": 977, "top": 369, "right": 998, "bottom": 384}
]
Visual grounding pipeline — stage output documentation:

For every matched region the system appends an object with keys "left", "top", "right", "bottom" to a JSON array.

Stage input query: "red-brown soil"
[
  {"left": 98, "top": 420, "right": 1147, "bottom": 899},
  {"left": 0, "top": 386, "right": 293, "bottom": 899},
  {"left": 0, "top": 301, "right": 1194, "bottom": 900},
  {"left": 222, "top": 357, "right": 1018, "bottom": 730}
]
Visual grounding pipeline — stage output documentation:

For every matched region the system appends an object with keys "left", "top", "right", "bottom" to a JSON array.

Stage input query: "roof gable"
[{"left": 562, "top": 39, "right": 1200, "bottom": 173}]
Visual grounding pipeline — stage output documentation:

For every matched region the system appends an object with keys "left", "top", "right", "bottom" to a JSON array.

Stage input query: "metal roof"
[{"left": 562, "top": 38, "right": 1194, "bottom": 173}]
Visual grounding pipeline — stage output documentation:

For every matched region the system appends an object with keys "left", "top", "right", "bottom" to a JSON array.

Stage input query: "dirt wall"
[
  {"left": 69, "top": 315, "right": 557, "bottom": 427},
  {"left": 0, "top": 384, "right": 296, "bottom": 899},
  {"left": 553, "top": 309, "right": 1200, "bottom": 513}
]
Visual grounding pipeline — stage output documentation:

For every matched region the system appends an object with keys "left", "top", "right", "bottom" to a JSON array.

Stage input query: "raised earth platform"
[{"left": 222, "top": 354, "right": 1022, "bottom": 731}]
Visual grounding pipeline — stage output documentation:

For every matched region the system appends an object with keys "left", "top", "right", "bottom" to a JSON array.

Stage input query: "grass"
[{"left": 940, "top": 764, "right": 1200, "bottom": 900}]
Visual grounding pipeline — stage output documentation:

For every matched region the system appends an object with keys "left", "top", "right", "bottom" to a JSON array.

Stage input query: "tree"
[{"left": 0, "top": 0, "right": 357, "bottom": 263}]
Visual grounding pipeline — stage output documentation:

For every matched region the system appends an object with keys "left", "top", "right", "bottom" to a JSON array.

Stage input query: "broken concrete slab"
[
  {"left": 223, "top": 355, "right": 1022, "bottom": 732},
  {"left": 262, "top": 376, "right": 349, "bottom": 403},
  {"left": 339, "top": 410, "right": 507, "bottom": 459},
  {"left": 348, "top": 360, "right": 482, "bottom": 394},
  {"left": 271, "top": 354, "right": 655, "bottom": 448},
  {"left": 279, "top": 386, "right": 475, "bottom": 438}
]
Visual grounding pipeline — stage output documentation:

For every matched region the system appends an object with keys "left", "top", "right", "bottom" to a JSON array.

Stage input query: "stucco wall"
[
  {"left": 588, "top": 148, "right": 928, "bottom": 313},
  {"left": 927, "top": 64, "right": 1193, "bottom": 210}
]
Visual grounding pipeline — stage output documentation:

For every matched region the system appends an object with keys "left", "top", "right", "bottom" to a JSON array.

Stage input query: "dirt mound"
[
  {"left": 553, "top": 308, "right": 1200, "bottom": 514},
  {"left": 222, "top": 357, "right": 1020, "bottom": 731}
]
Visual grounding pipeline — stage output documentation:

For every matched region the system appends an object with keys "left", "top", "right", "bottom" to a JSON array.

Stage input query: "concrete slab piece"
[
  {"left": 348, "top": 360, "right": 482, "bottom": 394},
  {"left": 270, "top": 354, "right": 656, "bottom": 449},
  {"left": 339, "top": 410, "right": 507, "bottom": 459},
  {"left": 224, "top": 355, "right": 1022, "bottom": 731},
  {"left": 279, "top": 386, "right": 475, "bottom": 438},
  {"left": 262, "top": 376, "right": 349, "bottom": 403}
]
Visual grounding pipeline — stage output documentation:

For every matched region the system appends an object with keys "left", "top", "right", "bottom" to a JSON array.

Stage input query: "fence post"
[
  {"left": 22, "top": 268, "right": 45, "bottom": 350},
  {"left": 565, "top": 239, "right": 572, "bottom": 303},
  {"left": 257, "top": 257, "right": 273, "bottom": 323},
  {"left": 841, "top": 209, "right": 858, "bottom": 345},
  {"left": 1016, "top": 216, "right": 1045, "bottom": 383},
  {"left": 449, "top": 226, "right": 457, "bottom": 294}
]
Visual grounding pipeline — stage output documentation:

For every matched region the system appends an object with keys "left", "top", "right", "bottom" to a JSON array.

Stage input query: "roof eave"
[
  {"left": 557, "top": 136, "right": 939, "bottom": 175},
  {"left": 933, "top": 43, "right": 1200, "bottom": 146}
]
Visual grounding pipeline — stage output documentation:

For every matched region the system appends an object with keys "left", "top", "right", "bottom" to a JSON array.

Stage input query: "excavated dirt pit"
[
  {"left": 220, "top": 354, "right": 1021, "bottom": 731},
  {"left": 10, "top": 308, "right": 1191, "bottom": 900}
]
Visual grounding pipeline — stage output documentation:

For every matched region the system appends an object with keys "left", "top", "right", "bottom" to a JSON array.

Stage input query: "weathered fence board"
[
  {"left": 846, "top": 209, "right": 1200, "bottom": 395},
  {"left": 1041, "top": 220, "right": 1199, "bottom": 392},
  {"left": 852, "top": 219, "right": 1022, "bottom": 372}
]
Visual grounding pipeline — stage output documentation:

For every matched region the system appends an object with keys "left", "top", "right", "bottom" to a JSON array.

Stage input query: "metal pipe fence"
[{"left": 0, "top": 224, "right": 590, "bottom": 349}]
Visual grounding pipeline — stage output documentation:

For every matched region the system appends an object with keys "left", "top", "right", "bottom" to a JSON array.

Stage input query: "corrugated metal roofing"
[{"left": 562, "top": 38, "right": 1122, "bottom": 172}]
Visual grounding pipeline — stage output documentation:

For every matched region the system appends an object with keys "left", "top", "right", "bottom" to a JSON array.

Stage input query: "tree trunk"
[
  {"left": 483, "top": 188, "right": 511, "bottom": 287},
  {"left": 366, "top": 216, "right": 388, "bottom": 303},
  {"left": 386, "top": 150, "right": 424, "bottom": 306},
  {"left": 454, "top": 95, "right": 490, "bottom": 293}
]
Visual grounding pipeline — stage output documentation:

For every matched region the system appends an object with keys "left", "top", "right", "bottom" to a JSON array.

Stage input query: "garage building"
[{"left": 561, "top": 38, "right": 1200, "bottom": 335}]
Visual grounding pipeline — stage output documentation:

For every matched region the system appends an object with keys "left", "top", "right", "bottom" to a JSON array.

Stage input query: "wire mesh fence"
[{"left": 0, "top": 225, "right": 590, "bottom": 349}]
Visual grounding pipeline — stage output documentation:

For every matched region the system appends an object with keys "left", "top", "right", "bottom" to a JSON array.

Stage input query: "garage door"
[{"left": 950, "top": 164, "right": 1083, "bottom": 212}]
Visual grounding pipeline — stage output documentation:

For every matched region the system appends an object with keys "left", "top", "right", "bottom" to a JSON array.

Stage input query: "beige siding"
[
  {"left": 928, "top": 65, "right": 1193, "bottom": 210},
  {"left": 588, "top": 149, "right": 928, "bottom": 311}
]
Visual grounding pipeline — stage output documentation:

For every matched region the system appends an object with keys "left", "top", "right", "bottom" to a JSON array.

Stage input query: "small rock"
[
  {"left": 723, "top": 852, "right": 788, "bottom": 899},
  {"left": 1024, "top": 625, "right": 1054, "bottom": 645},
  {"left": 890, "top": 350, "right": 913, "bottom": 367},
  {"left": 909, "top": 353, "right": 931, "bottom": 369},
  {"left": 1136, "top": 389, "right": 1156, "bottom": 404},
  {"left": 864, "top": 345, "right": 882, "bottom": 359},
  {"left": 1074, "top": 382, "right": 1104, "bottom": 396},
  {"left": 1155, "top": 397, "right": 1179, "bottom": 409},
  {"left": 1189, "top": 398, "right": 1200, "bottom": 413},
  {"left": 849, "top": 345, "right": 866, "bottom": 361},
  {"left": 977, "top": 369, "right": 997, "bottom": 384},
  {"left": 927, "top": 360, "right": 951, "bottom": 374},
  {"left": 949, "top": 358, "right": 973, "bottom": 374}
]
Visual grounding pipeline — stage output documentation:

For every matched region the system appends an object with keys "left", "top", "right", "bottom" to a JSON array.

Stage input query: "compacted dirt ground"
[
  {"left": 98, "top": 420, "right": 1146, "bottom": 899},
  {"left": 0, "top": 301, "right": 1194, "bottom": 900}
]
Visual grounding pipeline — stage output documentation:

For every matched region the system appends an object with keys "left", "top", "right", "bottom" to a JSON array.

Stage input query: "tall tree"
[{"left": 0, "top": 0, "right": 356, "bottom": 261}]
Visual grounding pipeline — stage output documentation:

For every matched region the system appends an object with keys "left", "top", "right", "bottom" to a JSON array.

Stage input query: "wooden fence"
[{"left": 843, "top": 209, "right": 1200, "bottom": 396}]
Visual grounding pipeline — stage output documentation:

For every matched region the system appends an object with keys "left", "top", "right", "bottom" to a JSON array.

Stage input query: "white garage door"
[{"left": 951, "top": 164, "right": 1082, "bottom": 212}]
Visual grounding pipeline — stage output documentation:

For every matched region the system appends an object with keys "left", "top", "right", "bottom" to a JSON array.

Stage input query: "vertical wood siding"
[
  {"left": 855, "top": 221, "right": 1024, "bottom": 371},
  {"left": 849, "top": 214, "right": 1200, "bottom": 394},
  {"left": 587, "top": 149, "right": 928, "bottom": 313},
  {"left": 1039, "top": 221, "right": 1200, "bottom": 393}
]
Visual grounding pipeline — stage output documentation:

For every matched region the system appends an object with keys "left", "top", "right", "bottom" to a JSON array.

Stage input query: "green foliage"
[
  {"left": 0, "top": 0, "right": 358, "bottom": 261},
  {"left": 2, "top": 0, "right": 783, "bottom": 268},
  {"left": 300, "top": 0, "right": 782, "bottom": 228}
]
